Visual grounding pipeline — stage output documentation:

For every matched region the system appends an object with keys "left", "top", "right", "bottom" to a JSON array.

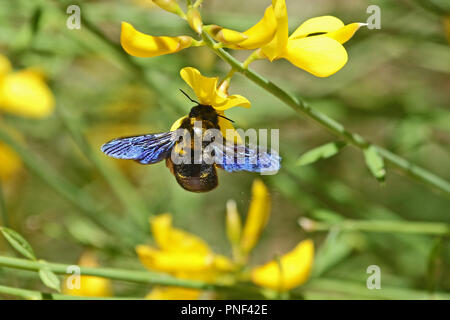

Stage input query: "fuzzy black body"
[{"left": 166, "top": 104, "right": 221, "bottom": 193}]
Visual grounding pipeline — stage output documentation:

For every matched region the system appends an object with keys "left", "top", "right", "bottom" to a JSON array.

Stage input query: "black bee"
[{"left": 101, "top": 90, "right": 280, "bottom": 192}]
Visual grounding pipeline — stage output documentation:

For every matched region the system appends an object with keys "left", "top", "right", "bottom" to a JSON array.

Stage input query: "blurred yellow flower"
[
  {"left": 170, "top": 67, "right": 250, "bottom": 140},
  {"left": 240, "top": 179, "right": 271, "bottom": 254},
  {"left": 0, "top": 142, "right": 22, "bottom": 182},
  {"left": 0, "top": 54, "right": 54, "bottom": 118},
  {"left": 145, "top": 286, "right": 201, "bottom": 300},
  {"left": 62, "top": 252, "right": 113, "bottom": 297},
  {"left": 251, "top": 239, "right": 314, "bottom": 291},
  {"left": 137, "top": 213, "right": 235, "bottom": 299},
  {"left": 444, "top": 15, "right": 450, "bottom": 44}
]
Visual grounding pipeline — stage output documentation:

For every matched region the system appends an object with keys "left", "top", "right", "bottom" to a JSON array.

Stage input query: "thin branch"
[
  {"left": 0, "top": 284, "right": 139, "bottom": 300},
  {"left": 299, "top": 218, "right": 450, "bottom": 236}
]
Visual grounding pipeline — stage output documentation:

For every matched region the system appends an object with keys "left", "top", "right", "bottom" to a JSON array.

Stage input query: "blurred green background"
[{"left": 0, "top": 0, "right": 449, "bottom": 299}]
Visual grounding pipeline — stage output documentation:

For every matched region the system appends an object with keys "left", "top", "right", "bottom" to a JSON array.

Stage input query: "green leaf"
[
  {"left": 363, "top": 145, "right": 386, "bottom": 182},
  {"left": 296, "top": 141, "right": 346, "bottom": 166},
  {"left": 39, "top": 266, "right": 61, "bottom": 293},
  {"left": 0, "top": 227, "right": 36, "bottom": 260}
]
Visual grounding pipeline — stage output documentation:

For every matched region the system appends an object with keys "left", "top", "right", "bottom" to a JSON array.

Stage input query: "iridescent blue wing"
[
  {"left": 214, "top": 141, "right": 281, "bottom": 173},
  {"left": 101, "top": 132, "right": 176, "bottom": 165}
]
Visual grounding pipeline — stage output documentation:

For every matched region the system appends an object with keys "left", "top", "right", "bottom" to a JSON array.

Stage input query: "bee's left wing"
[
  {"left": 214, "top": 141, "right": 281, "bottom": 174},
  {"left": 101, "top": 132, "right": 176, "bottom": 164}
]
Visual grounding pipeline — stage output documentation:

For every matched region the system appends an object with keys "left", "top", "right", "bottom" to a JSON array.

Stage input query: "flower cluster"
[
  {"left": 121, "top": 0, "right": 364, "bottom": 77},
  {"left": 136, "top": 180, "right": 314, "bottom": 299}
]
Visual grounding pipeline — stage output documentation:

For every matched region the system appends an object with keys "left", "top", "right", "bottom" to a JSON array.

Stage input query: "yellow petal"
[
  {"left": 213, "top": 94, "right": 251, "bottom": 111},
  {"left": 326, "top": 22, "right": 363, "bottom": 44},
  {"left": 230, "top": 5, "right": 277, "bottom": 50},
  {"left": 187, "top": 7, "right": 203, "bottom": 34},
  {"left": 146, "top": 286, "right": 201, "bottom": 300},
  {"left": 63, "top": 275, "right": 113, "bottom": 297},
  {"left": 0, "top": 54, "right": 12, "bottom": 75},
  {"left": 150, "top": 213, "right": 211, "bottom": 254},
  {"left": 289, "top": 16, "right": 344, "bottom": 40},
  {"left": 206, "top": 25, "right": 248, "bottom": 45},
  {"left": 217, "top": 111, "right": 243, "bottom": 144},
  {"left": 213, "top": 255, "right": 236, "bottom": 272},
  {"left": 0, "top": 70, "right": 54, "bottom": 118},
  {"left": 136, "top": 245, "right": 214, "bottom": 272},
  {"left": 63, "top": 252, "right": 113, "bottom": 297},
  {"left": 180, "top": 67, "right": 224, "bottom": 106},
  {"left": 225, "top": 200, "right": 242, "bottom": 245},
  {"left": 251, "top": 239, "right": 314, "bottom": 291},
  {"left": 120, "top": 22, "right": 193, "bottom": 58},
  {"left": 0, "top": 142, "right": 22, "bottom": 181},
  {"left": 170, "top": 116, "right": 187, "bottom": 131},
  {"left": 261, "top": 0, "right": 289, "bottom": 61},
  {"left": 240, "top": 179, "right": 271, "bottom": 253},
  {"left": 180, "top": 67, "right": 251, "bottom": 111},
  {"left": 283, "top": 36, "right": 348, "bottom": 77}
]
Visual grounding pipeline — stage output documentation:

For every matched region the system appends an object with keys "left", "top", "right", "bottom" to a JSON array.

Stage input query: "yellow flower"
[
  {"left": 137, "top": 213, "right": 235, "bottom": 299},
  {"left": 212, "top": 0, "right": 363, "bottom": 77},
  {"left": 0, "top": 54, "right": 54, "bottom": 118},
  {"left": 121, "top": 22, "right": 196, "bottom": 58},
  {"left": 170, "top": 67, "right": 250, "bottom": 141},
  {"left": 240, "top": 179, "right": 271, "bottom": 254},
  {"left": 251, "top": 239, "right": 314, "bottom": 291},
  {"left": 62, "top": 252, "right": 113, "bottom": 297},
  {"left": 209, "top": 4, "right": 278, "bottom": 49}
]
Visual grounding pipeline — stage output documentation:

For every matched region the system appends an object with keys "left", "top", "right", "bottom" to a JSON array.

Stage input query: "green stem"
[
  {"left": 299, "top": 218, "right": 450, "bottom": 236},
  {"left": 0, "top": 284, "right": 139, "bottom": 300},
  {"left": 303, "top": 278, "right": 450, "bottom": 300},
  {"left": 0, "top": 255, "right": 264, "bottom": 297},
  {"left": 201, "top": 30, "right": 450, "bottom": 197}
]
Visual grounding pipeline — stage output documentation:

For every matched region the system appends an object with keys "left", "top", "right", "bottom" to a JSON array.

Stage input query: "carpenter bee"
[{"left": 101, "top": 90, "right": 280, "bottom": 192}]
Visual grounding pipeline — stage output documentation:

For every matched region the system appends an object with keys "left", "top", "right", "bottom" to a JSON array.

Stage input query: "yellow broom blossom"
[
  {"left": 170, "top": 67, "right": 250, "bottom": 142},
  {"left": 210, "top": 0, "right": 363, "bottom": 77},
  {"left": 251, "top": 239, "right": 314, "bottom": 291},
  {"left": 137, "top": 213, "right": 235, "bottom": 299},
  {"left": 240, "top": 179, "right": 271, "bottom": 254},
  {"left": 0, "top": 54, "right": 54, "bottom": 118}
]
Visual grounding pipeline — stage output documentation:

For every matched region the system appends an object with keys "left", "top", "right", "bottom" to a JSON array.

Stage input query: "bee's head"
[{"left": 189, "top": 104, "right": 218, "bottom": 122}]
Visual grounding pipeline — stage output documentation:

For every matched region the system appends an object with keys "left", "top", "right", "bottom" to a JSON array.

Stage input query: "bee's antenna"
[
  {"left": 217, "top": 114, "right": 235, "bottom": 123},
  {"left": 179, "top": 89, "right": 199, "bottom": 104}
]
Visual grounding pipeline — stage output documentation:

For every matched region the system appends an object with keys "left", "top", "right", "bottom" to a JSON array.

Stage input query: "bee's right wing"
[{"left": 101, "top": 132, "right": 177, "bottom": 165}]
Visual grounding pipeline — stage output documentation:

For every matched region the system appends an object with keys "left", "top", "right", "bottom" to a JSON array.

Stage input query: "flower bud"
[
  {"left": 204, "top": 25, "right": 248, "bottom": 45},
  {"left": 152, "top": 0, "right": 186, "bottom": 18},
  {"left": 187, "top": 7, "right": 202, "bottom": 34},
  {"left": 226, "top": 200, "right": 242, "bottom": 246}
]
